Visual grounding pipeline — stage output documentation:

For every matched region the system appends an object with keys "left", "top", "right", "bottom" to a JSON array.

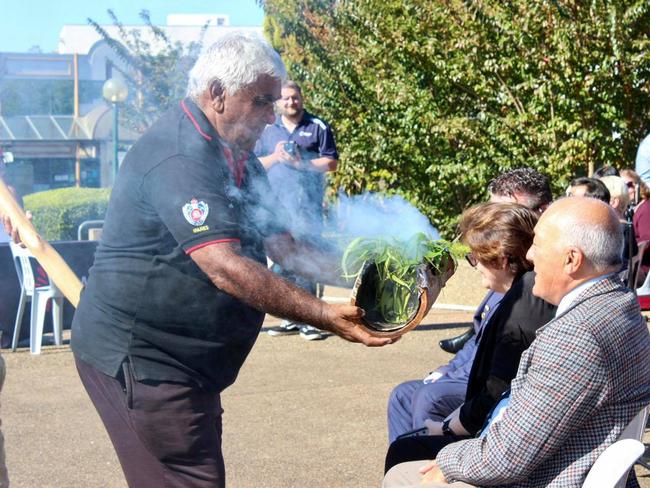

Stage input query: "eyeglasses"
[
  {"left": 625, "top": 181, "right": 635, "bottom": 189},
  {"left": 465, "top": 253, "right": 478, "bottom": 267}
]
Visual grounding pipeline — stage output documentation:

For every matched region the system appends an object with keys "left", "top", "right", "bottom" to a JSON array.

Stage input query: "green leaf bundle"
[{"left": 341, "top": 232, "right": 454, "bottom": 324}]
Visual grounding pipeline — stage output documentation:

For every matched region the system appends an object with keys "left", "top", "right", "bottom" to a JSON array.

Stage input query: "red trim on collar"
[
  {"left": 185, "top": 238, "right": 240, "bottom": 255},
  {"left": 179, "top": 100, "right": 247, "bottom": 187},
  {"left": 180, "top": 100, "right": 213, "bottom": 142},
  {"left": 221, "top": 145, "right": 247, "bottom": 188}
]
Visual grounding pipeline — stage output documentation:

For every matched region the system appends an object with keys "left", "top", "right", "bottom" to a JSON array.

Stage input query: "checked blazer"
[{"left": 435, "top": 276, "right": 650, "bottom": 487}]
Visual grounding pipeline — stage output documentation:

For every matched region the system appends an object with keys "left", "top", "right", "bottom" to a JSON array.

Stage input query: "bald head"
[{"left": 526, "top": 197, "right": 623, "bottom": 304}]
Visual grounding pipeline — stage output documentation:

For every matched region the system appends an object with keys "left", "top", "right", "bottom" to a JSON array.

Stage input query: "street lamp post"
[{"left": 102, "top": 78, "right": 129, "bottom": 183}]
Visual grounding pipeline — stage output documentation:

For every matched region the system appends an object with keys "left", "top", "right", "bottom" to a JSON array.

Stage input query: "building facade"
[{"left": 0, "top": 16, "right": 262, "bottom": 197}]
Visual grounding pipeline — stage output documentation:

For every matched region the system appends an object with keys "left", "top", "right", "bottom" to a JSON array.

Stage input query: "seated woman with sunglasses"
[{"left": 384, "top": 202, "right": 556, "bottom": 473}]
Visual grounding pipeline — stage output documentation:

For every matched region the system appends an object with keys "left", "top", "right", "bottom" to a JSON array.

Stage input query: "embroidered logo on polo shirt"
[
  {"left": 298, "top": 131, "right": 313, "bottom": 137},
  {"left": 182, "top": 198, "right": 209, "bottom": 226}
]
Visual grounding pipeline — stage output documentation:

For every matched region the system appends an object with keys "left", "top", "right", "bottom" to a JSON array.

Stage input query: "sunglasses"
[
  {"left": 465, "top": 253, "right": 478, "bottom": 267},
  {"left": 626, "top": 181, "right": 635, "bottom": 189}
]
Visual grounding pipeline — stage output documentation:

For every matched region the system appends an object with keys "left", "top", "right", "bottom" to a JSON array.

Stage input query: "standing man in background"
[{"left": 255, "top": 81, "right": 338, "bottom": 341}]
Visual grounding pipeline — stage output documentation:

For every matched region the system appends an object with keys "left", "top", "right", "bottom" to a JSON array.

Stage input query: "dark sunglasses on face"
[
  {"left": 626, "top": 181, "right": 635, "bottom": 189},
  {"left": 465, "top": 252, "right": 478, "bottom": 267}
]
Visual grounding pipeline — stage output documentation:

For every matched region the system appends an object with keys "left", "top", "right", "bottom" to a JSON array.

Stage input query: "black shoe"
[
  {"left": 439, "top": 328, "right": 474, "bottom": 354},
  {"left": 299, "top": 325, "right": 327, "bottom": 341},
  {"left": 267, "top": 321, "right": 300, "bottom": 336}
]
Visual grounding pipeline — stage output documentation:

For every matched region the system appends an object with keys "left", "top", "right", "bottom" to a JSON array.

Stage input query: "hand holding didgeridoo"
[{"left": 0, "top": 178, "right": 82, "bottom": 307}]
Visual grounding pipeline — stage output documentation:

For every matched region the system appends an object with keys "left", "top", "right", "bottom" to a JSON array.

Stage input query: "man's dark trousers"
[{"left": 75, "top": 357, "right": 225, "bottom": 488}]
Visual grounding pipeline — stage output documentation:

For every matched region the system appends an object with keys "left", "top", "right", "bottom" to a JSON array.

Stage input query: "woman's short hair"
[
  {"left": 187, "top": 32, "right": 286, "bottom": 101},
  {"left": 600, "top": 175, "right": 630, "bottom": 209},
  {"left": 459, "top": 202, "right": 538, "bottom": 275},
  {"left": 620, "top": 168, "right": 650, "bottom": 201}
]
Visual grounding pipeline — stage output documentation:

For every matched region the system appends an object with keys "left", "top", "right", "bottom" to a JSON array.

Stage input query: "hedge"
[{"left": 23, "top": 187, "right": 112, "bottom": 241}]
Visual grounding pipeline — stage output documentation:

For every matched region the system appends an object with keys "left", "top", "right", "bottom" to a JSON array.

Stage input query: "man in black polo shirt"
[{"left": 69, "top": 33, "right": 392, "bottom": 488}]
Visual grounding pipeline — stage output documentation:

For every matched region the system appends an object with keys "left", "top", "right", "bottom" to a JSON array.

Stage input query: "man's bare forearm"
[{"left": 191, "top": 243, "right": 334, "bottom": 330}]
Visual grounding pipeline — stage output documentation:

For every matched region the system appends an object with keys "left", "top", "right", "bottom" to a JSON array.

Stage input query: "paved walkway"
[{"left": 1, "top": 263, "right": 648, "bottom": 487}]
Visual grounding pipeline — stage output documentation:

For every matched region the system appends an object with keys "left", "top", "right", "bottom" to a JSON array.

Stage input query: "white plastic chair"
[
  {"left": 582, "top": 439, "right": 645, "bottom": 488},
  {"left": 582, "top": 406, "right": 649, "bottom": 488},
  {"left": 619, "top": 406, "right": 649, "bottom": 441},
  {"left": 9, "top": 242, "right": 64, "bottom": 354}
]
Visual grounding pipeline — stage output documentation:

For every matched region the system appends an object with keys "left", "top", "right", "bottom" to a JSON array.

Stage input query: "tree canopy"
[{"left": 261, "top": 0, "right": 650, "bottom": 235}]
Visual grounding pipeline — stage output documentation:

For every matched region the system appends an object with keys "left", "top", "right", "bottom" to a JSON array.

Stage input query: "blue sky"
[{"left": 0, "top": 0, "right": 265, "bottom": 53}]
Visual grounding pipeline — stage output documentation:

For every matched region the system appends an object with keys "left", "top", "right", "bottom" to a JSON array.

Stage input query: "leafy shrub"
[{"left": 23, "top": 188, "right": 111, "bottom": 241}]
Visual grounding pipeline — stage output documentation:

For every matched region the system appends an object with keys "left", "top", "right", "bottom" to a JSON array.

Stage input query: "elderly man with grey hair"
[
  {"left": 69, "top": 33, "right": 391, "bottom": 488},
  {"left": 383, "top": 197, "right": 650, "bottom": 488}
]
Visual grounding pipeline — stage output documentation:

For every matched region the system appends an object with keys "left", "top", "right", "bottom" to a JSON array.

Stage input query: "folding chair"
[
  {"left": 582, "top": 439, "right": 645, "bottom": 488},
  {"left": 627, "top": 240, "right": 648, "bottom": 291},
  {"left": 9, "top": 242, "right": 64, "bottom": 354}
]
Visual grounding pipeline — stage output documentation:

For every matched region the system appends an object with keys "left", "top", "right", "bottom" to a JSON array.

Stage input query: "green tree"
[
  {"left": 261, "top": 0, "right": 650, "bottom": 236},
  {"left": 88, "top": 10, "right": 207, "bottom": 133}
]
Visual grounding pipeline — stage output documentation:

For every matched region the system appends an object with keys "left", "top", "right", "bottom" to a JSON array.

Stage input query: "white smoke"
[{"left": 325, "top": 192, "right": 440, "bottom": 245}]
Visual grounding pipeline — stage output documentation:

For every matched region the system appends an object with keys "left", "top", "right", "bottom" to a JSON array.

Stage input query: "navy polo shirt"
[
  {"left": 254, "top": 111, "right": 338, "bottom": 238},
  {"left": 71, "top": 98, "right": 288, "bottom": 392}
]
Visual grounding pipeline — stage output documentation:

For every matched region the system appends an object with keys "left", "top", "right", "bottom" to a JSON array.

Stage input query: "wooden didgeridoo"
[{"left": 0, "top": 178, "right": 82, "bottom": 307}]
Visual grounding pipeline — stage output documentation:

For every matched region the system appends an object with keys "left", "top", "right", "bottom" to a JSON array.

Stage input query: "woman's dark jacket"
[{"left": 459, "top": 270, "right": 557, "bottom": 434}]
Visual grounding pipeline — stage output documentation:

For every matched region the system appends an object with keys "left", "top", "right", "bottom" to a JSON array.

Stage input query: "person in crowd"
[
  {"left": 440, "top": 167, "right": 552, "bottom": 354},
  {"left": 569, "top": 175, "right": 636, "bottom": 279},
  {"left": 383, "top": 197, "right": 650, "bottom": 488},
  {"left": 620, "top": 168, "right": 642, "bottom": 207},
  {"left": 486, "top": 167, "right": 552, "bottom": 214},
  {"left": 385, "top": 203, "right": 556, "bottom": 472},
  {"left": 592, "top": 164, "right": 619, "bottom": 178},
  {"left": 600, "top": 175, "right": 630, "bottom": 220},
  {"left": 0, "top": 159, "right": 24, "bottom": 244},
  {"left": 620, "top": 169, "right": 650, "bottom": 284},
  {"left": 0, "top": 165, "right": 10, "bottom": 244},
  {"left": 620, "top": 169, "right": 650, "bottom": 241},
  {"left": 600, "top": 175, "right": 637, "bottom": 272},
  {"left": 0, "top": 157, "right": 16, "bottom": 487},
  {"left": 8, "top": 33, "right": 394, "bottom": 488},
  {"left": 254, "top": 80, "right": 338, "bottom": 341},
  {"left": 566, "top": 176, "right": 610, "bottom": 202},
  {"left": 391, "top": 168, "right": 553, "bottom": 442},
  {"left": 636, "top": 132, "right": 650, "bottom": 185}
]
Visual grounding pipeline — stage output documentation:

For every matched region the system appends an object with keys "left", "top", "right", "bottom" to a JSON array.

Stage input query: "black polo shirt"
[{"left": 71, "top": 98, "right": 288, "bottom": 392}]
